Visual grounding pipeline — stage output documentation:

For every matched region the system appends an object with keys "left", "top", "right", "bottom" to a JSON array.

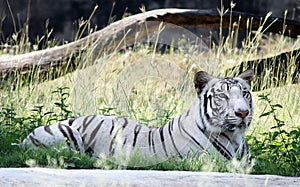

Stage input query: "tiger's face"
[{"left": 194, "top": 70, "right": 254, "bottom": 133}]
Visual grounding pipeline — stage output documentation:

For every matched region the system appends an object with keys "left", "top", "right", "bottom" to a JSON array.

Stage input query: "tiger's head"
[{"left": 194, "top": 70, "right": 254, "bottom": 133}]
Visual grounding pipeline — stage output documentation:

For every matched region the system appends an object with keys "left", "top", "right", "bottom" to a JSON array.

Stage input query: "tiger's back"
[{"left": 65, "top": 114, "right": 194, "bottom": 159}]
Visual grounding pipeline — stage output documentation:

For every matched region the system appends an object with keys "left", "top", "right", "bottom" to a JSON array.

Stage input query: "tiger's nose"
[{"left": 235, "top": 110, "right": 249, "bottom": 119}]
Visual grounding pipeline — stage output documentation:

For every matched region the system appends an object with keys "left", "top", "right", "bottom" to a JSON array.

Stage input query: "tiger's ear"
[
  {"left": 238, "top": 69, "right": 254, "bottom": 85},
  {"left": 194, "top": 71, "right": 212, "bottom": 94}
]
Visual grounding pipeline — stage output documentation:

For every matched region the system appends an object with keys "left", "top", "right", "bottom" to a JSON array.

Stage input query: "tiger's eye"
[{"left": 219, "top": 93, "right": 229, "bottom": 99}]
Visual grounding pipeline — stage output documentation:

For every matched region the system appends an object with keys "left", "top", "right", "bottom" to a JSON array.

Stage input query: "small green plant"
[
  {"left": 51, "top": 87, "right": 73, "bottom": 120},
  {"left": 248, "top": 94, "right": 300, "bottom": 176}
]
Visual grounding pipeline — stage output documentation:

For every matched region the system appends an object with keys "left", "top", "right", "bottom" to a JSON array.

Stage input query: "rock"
[{"left": 0, "top": 168, "right": 299, "bottom": 187}]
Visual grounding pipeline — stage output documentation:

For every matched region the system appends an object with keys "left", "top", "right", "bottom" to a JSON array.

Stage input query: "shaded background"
[{"left": 0, "top": 0, "right": 299, "bottom": 43}]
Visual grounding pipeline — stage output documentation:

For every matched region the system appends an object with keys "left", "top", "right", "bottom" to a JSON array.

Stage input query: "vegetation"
[
  {"left": 248, "top": 94, "right": 300, "bottom": 176},
  {"left": 0, "top": 5, "right": 299, "bottom": 176}
]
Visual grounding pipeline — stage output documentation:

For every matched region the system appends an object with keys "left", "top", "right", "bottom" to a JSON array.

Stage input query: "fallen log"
[
  {"left": 228, "top": 48, "right": 300, "bottom": 91},
  {"left": 0, "top": 8, "right": 299, "bottom": 89}
]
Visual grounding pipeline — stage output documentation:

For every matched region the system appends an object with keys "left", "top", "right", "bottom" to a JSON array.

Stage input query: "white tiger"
[{"left": 21, "top": 70, "right": 254, "bottom": 163}]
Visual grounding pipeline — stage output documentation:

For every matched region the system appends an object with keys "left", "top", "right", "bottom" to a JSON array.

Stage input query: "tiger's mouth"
[{"left": 224, "top": 121, "right": 247, "bottom": 132}]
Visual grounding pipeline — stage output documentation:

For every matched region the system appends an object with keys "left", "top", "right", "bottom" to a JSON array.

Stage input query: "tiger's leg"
[
  {"left": 238, "top": 138, "right": 251, "bottom": 164},
  {"left": 21, "top": 123, "right": 85, "bottom": 153}
]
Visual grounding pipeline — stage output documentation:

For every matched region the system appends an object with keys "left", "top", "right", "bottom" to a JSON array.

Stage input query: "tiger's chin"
[{"left": 206, "top": 116, "right": 249, "bottom": 133}]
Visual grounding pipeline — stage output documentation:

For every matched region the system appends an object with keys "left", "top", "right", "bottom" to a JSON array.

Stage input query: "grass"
[{"left": 0, "top": 6, "right": 300, "bottom": 176}]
